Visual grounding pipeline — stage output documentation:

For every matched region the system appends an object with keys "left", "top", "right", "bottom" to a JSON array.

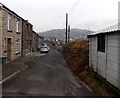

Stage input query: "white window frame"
[
  {"left": 8, "top": 14, "right": 12, "bottom": 31},
  {"left": 15, "top": 39, "right": 20, "bottom": 53},
  {"left": 16, "top": 19, "right": 20, "bottom": 32}
]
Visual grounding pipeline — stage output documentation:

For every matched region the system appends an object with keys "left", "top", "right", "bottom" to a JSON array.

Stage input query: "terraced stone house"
[
  {"left": 0, "top": 3, "right": 22, "bottom": 62},
  {"left": 32, "top": 31, "right": 43, "bottom": 52},
  {"left": 21, "top": 20, "right": 33, "bottom": 56},
  {"left": 0, "top": 3, "right": 43, "bottom": 64}
]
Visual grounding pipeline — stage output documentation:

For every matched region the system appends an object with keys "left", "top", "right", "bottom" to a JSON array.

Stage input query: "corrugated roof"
[
  {"left": 88, "top": 30, "right": 120, "bottom": 38},
  {"left": 97, "top": 23, "right": 118, "bottom": 33},
  {"left": 87, "top": 23, "right": 119, "bottom": 37}
]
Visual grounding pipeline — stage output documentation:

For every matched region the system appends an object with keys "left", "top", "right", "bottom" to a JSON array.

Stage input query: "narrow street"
[{"left": 2, "top": 46, "right": 98, "bottom": 96}]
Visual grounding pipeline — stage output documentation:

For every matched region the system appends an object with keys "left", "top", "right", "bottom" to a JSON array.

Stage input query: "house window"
[
  {"left": 4, "top": 38, "right": 7, "bottom": 52},
  {"left": 16, "top": 39, "right": 20, "bottom": 54},
  {"left": 97, "top": 34, "right": 105, "bottom": 52},
  {"left": 8, "top": 14, "right": 12, "bottom": 31},
  {"left": 16, "top": 19, "right": 20, "bottom": 33},
  {"left": 0, "top": 4, "right": 2, "bottom": 11}
]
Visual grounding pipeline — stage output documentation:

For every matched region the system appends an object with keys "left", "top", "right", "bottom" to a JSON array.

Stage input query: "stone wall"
[
  {"left": 21, "top": 20, "right": 33, "bottom": 56},
  {"left": 1, "top": 8, "right": 22, "bottom": 60}
]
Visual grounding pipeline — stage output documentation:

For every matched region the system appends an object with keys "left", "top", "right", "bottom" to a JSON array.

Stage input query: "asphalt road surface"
[{"left": 2, "top": 46, "right": 98, "bottom": 97}]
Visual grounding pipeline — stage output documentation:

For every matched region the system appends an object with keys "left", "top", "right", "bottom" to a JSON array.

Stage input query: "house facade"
[
  {"left": 0, "top": 3, "right": 22, "bottom": 62},
  {"left": 21, "top": 20, "right": 33, "bottom": 56},
  {"left": 38, "top": 36, "right": 43, "bottom": 50},
  {"left": 88, "top": 30, "right": 120, "bottom": 90},
  {"left": 32, "top": 31, "right": 39, "bottom": 52},
  {"left": 0, "top": 3, "right": 43, "bottom": 64},
  {"left": 32, "top": 31, "right": 43, "bottom": 52}
]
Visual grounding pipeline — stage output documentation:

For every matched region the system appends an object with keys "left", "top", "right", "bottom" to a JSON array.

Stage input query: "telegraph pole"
[
  {"left": 68, "top": 25, "right": 70, "bottom": 42},
  {"left": 65, "top": 13, "right": 68, "bottom": 44}
]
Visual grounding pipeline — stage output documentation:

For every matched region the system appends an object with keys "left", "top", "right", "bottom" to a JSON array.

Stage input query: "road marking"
[
  {"left": 0, "top": 66, "right": 28, "bottom": 84},
  {"left": 37, "top": 54, "right": 46, "bottom": 56}
]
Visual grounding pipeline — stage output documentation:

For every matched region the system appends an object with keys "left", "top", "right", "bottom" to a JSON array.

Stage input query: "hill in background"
[{"left": 38, "top": 28, "right": 95, "bottom": 41}]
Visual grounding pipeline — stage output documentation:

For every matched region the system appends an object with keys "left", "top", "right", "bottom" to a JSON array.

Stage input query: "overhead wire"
[
  {"left": 58, "top": 0, "right": 80, "bottom": 29},
  {"left": 68, "top": 0, "right": 80, "bottom": 27},
  {"left": 68, "top": 0, "right": 80, "bottom": 14}
]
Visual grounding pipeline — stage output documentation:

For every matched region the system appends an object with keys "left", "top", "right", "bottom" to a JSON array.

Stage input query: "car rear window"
[{"left": 41, "top": 46, "right": 47, "bottom": 48}]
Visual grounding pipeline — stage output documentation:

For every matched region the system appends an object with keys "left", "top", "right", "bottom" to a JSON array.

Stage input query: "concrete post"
[
  {"left": 118, "top": 1, "right": 120, "bottom": 30},
  {"left": 0, "top": 3, "right": 2, "bottom": 97},
  {"left": 118, "top": 2, "right": 120, "bottom": 90},
  {"left": 118, "top": 31, "right": 120, "bottom": 90}
]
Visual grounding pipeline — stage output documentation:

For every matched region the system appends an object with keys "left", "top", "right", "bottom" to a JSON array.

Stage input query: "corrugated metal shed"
[{"left": 88, "top": 29, "right": 120, "bottom": 90}]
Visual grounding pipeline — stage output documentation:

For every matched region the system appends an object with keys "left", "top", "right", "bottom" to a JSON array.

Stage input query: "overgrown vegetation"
[
  {"left": 63, "top": 40, "right": 118, "bottom": 96},
  {"left": 63, "top": 40, "right": 89, "bottom": 74}
]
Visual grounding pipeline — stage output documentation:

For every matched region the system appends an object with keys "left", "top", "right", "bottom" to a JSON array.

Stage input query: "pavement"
[
  {"left": 2, "top": 46, "right": 99, "bottom": 97},
  {"left": 1, "top": 52, "right": 41, "bottom": 83}
]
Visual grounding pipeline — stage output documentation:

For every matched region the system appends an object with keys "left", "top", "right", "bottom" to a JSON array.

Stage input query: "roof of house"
[
  {"left": 87, "top": 23, "right": 119, "bottom": 37},
  {"left": 32, "top": 30, "right": 44, "bottom": 38},
  {"left": 0, "top": 3, "right": 23, "bottom": 19},
  {"left": 39, "top": 36, "right": 44, "bottom": 38},
  {"left": 0, "top": 3, "right": 32, "bottom": 26}
]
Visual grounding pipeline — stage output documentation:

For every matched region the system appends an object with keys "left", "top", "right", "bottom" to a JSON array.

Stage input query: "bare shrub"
[{"left": 63, "top": 40, "right": 89, "bottom": 74}]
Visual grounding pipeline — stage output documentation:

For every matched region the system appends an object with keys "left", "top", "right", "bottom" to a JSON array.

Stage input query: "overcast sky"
[{"left": 1, "top": 0, "right": 119, "bottom": 32}]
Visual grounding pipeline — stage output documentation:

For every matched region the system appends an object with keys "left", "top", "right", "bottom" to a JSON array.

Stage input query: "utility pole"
[
  {"left": 65, "top": 13, "right": 68, "bottom": 44},
  {"left": 68, "top": 25, "right": 70, "bottom": 42}
]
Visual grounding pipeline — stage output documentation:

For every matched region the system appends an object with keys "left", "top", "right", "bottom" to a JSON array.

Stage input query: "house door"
[{"left": 7, "top": 38, "right": 11, "bottom": 60}]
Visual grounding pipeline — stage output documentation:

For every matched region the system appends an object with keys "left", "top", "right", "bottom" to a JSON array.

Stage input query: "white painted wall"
[
  {"left": 106, "top": 33, "right": 119, "bottom": 88},
  {"left": 97, "top": 52, "right": 106, "bottom": 78},
  {"left": 89, "top": 32, "right": 119, "bottom": 89},
  {"left": 89, "top": 36, "right": 98, "bottom": 72}
]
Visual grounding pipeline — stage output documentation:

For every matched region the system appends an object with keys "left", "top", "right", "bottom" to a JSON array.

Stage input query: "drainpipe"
[
  {"left": 89, "top": 38, "right": 91, "bottom": 67},
  {"left": 118, "top": 31, "right": 120, "bottom": 89},
  {"left": 96, "top": 36, "right": 98, "bottom": 72},
  {"left": 118, "top": 1, "right": 120, "bottom": 89},
  {"left": 21, "top": 20, "right": 23, "bottom": 57}
]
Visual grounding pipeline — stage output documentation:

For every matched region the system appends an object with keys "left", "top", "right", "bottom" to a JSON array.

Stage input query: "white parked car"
[{"left": 40, "top": 43, "right": 50, "bottom": 53}]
